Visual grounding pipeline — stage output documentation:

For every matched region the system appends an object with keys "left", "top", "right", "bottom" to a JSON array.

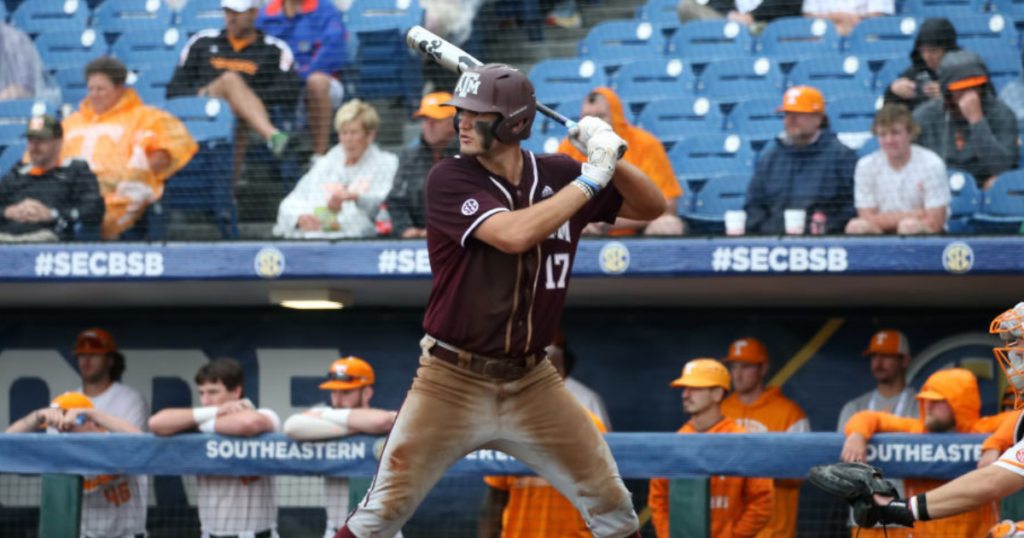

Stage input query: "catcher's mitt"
[{"left": 808, "top": 462, "right": 910, "bottom": 528}]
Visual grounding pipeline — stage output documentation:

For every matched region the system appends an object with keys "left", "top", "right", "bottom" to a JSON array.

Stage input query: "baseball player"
[
  {"left": 73, "top": 328, "right": 150, "bottom": 431},
  {"left": 720, "top": 338, "right": 807, "bottom": 538},
  {"left": 333, "top": 63, "right": 666, "bottom": 538},
  {"left": 649, "top": 359, "right": 774, "bottom": 538},
  {"left": 149, "top": 358, "right": 281, "bottom": 538},
  {"left": 6, "top": 392, "right": 147, "bottom": 538},
  {"left": 283, "top": 357, "right": 398, "bottom": 538}
]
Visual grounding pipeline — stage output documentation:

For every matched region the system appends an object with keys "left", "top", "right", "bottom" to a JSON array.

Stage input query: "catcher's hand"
[{"left": 808, "top": 462, "right": 915, "bottom": 528}]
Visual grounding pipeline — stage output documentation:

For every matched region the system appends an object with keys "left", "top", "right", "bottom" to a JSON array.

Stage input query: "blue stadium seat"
[
  {"left": 902, "top": 0, "right": 985, "bottom": 17},
  {"left": 788, "top": 56, "right": 875, "bottom": 98},
  {"left": 873, "top": 56, "right": 912, "bottom": 94},
  {"left": 857, "top": 136, "right": 879, "bottom": 157},
  {"left": 953, "top": 14, "right": 1017, "bottom": 48},
  {"left": 529, "top": 59, "right": 607, "bottom": 109},
  {"left": 131, "top": 63, "right": 177, "bottom": 106},
  {"left": 0, "top": 3, "right": 6, "bottom": 24},
  {"left": 34, "top": 29, "right": 107, "bottom": 73},
  {"left": 667, "top": 20, "right": 754, "bottom": 65},
  {"left": 756, "top": 17, "right": 841, "bottom": 63},
  {"left": 991, "top": 0, "right": 1024, "bottom": 39},
  {"left": 53, "top": 67, "right": 88, "bottom": 107},
  {"left": 725, "top": 97, "right": 784, "bottom": 143},
  {"left": 845, "top": 16, "right": 919, "bottom": 60},
  {"left": 343, "top": 0, "right": 424, "bottom": 104},
  {"left": 698, "top": 57, "right": 786, "bottom": 107},
  {"left": 946, "top": 169, "right": 980, "bottom": 233},
  {"left": 636, "top": 0, "right": 683, "bottom": 39},
  {"left": 93, "top": 0, "right": 175, "bottom": 39},
  {"left": 974, "top": 48, "right": 1022, "bottom": 92},
  {"left": 681, "top": 173, "right": 751, "bottom": 233},
  {"left": 668, "top": 134, "right": 755, "bottom": 176},
  {"left": 522, "top": 134, "right": 563, "bottom": 155},
  {"left": 635, "top": 97, "right": 724, "bottom": 151},
  {"left": 0, "top": 123, "right": 24, "bottom": 145},
  {"left": 612, "top": 58, "right": 696, "bottom": 118},
  {"left": 0, "top": 99, "right": 54, "bottom": 122},
  {"left": 111, "top": 28, "right": 185, "bottom": 71},
  {"left": 0, "top": 141, "right": 27, "bottom": 176},
  {"left": 175, "top": 0, "right": 224, "bottom": 35},
  {"left": 161, "top": 97, "right": 239, "bottom": 239},
  {"left": 975, "top": 170, "right": 1024, "bottom": 232},
  {"left": 828, "top": 95, "right": 879, "bottom": 143},
  {"left": 578, "top": 20, "right": 665, "bottom": 72},
  {"left": 10, "top": 0, "right": 89, "bottom": 36}
]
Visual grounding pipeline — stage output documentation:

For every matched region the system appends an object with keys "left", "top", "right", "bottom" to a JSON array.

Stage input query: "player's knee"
[
  {"left": 306, "top": 72, "right": 332, "bottom": 94},
  {"left": 214, "top": 71, "right": 246, "bottom": 90}
]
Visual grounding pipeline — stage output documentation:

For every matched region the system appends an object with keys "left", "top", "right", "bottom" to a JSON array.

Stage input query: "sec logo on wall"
[
  {"left": 599, "top": 242, "right": 630, "bottom": 275},
  {"left": 255, "top": 247, "right": 286, "bottom": 279},
  {"left": 942, "top": 242, "right": 974, "bottom": 274}
]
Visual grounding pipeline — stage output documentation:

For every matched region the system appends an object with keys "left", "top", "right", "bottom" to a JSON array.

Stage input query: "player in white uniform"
[
  {"left": 851, "top": 303, "right": 1024, "bottom": 532},
  {"left": 6, "top": 392, "right": 147, "bottom": 538},
  {"left": 72, "top": 328, "right": 149, "bottom": 430},
  {"left": 149, "top": 358, "right": 280, "bottom": 538},
  {"left": 282, "top": 357, "right": 397, "bottom": 538}
]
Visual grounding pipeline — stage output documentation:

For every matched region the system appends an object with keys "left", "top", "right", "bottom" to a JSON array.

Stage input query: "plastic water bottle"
[
  {"left": 376, "top": 204, "right": 393, "bottom": 236},
  {"left": 810, "top": 212, "right": 828, "bottom": 236}
]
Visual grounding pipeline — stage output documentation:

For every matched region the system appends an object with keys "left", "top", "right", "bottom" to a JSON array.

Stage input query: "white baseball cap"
[{"left": 221, "top": 0, "right": 258, "bottom": 11}]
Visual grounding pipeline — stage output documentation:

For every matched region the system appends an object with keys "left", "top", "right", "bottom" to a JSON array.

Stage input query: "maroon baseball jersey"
[{"left": 422, "top": 150, "right": 623, "bottom": 358}]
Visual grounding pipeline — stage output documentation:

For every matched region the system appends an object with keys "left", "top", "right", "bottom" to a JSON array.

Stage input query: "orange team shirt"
[
  {"left": 720, "top": 387, "right": 809, "bottom": 538},
  {"left": 61, "top": 88, "right": 197, "bottom": 238},
  {"left": 483, "top": 411, "right": 607, "bottom": 538},
  {"left": 846, "top": 411, "right": 1005, "bottom": 538},
  {"left": 649, "top": 417, "right": 773, "bottom": 538}
]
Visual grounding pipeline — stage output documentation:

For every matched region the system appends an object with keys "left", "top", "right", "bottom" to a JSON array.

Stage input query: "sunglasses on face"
[{"left": 326, "top": 371, "right": 368, "bottom": 383}]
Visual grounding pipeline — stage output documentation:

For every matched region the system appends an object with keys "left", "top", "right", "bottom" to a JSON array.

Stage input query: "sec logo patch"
[
  {"left": 461, "top": 199, "right": 479, "bottom": 216},
  {"left": 1017, "top": 448, "right": 1024, "bottom": 463}
]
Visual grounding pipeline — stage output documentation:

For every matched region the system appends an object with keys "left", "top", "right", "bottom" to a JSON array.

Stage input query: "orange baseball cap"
[
  {"left": 723, "top": 338, "right": 769, "bottom": 364},
  {"left": 778, "top": 85, "right": 825, "bottom": 113},
  {"left": 863, "top": 330, "right": 911, "bottom": 357},
  {"left": 670, "top": 359, "right": 731, "bottom": 390},
  {"left": 948, "top": 76, "right": 988, "bottom": 91},
  {"left": 50, "top": 392, "right": 94, "bottom": 410},
  {"left": 414, "top": 92, "right": 456, "bottom": 120},
  {"left": 74, "top": 328, "right": 117, "bottom": 355},
  {"left": 320, "top": 357, "right": 375, "bottom": 390}
]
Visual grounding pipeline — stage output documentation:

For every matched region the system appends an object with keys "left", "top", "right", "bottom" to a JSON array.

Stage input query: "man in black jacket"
[
  {"left": 0, "top": 116, "right": 104, "bottom": 242},
  {"left": 883, "top": 18, "right": 959, "bottom": 112},
  {"left": 167, "top": 0, "right": 300, "bottom": 157},
  {"left": 386, "top": 92, "right": 459, "bottom": 238}
]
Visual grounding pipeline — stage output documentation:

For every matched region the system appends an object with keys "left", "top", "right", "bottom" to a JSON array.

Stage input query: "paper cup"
[
  {"left": 784, "top": 209, "right": 806, "bottom": 235},
  {"left": 724, "top": 210, "right": 746, "bottom": 236}
]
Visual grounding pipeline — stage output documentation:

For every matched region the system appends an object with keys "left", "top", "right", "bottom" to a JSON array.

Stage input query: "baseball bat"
[{"left": 404, "top": 25, "right": 578, "bottom": 130}]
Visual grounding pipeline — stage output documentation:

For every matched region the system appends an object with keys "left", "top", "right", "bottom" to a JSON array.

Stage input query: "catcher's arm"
[{"left": 890, "top": 464, "right": 1024, "bottom": 521}]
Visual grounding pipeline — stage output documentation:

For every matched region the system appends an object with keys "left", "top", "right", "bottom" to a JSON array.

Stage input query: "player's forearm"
[
  {"left": 89, "top": 409, "right": 142, "bottom": 434},
  {"left": 6, "top": 410, "right": 43, "bottom": 433},
  {"left": 923, "top": 465, "right": 1023, "bottom": 519},
  {"left": 349, "top": 409, "right": 397, "bottom": 435},
  {"left": 284, "top": 413, "right": 347, "bottom": 441},
  {"left": 214, "top": 410, "right": 274, "bottom": 437},
  {"left": 476, "top": 186, "right": 588, "bottom": 254},
  {"left": 613, "top": 161, "right": 666, "bottom": 221},
  {"left": 148, "top": 409, "right": 199, "bottom": 436}
]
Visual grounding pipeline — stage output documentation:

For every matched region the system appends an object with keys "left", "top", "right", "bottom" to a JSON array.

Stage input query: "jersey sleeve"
[
  {"left": 995, "top": 439, "right": 1024, "bottom": 477},
  {"left": 536, "top": 154, "right": 623, "bottom": 226},
  {"left": 984, "top": 411, "right": 1021, "bottom": 453},
  {"left": 424, "top": 159, "right": 511, "bottom": 247}
]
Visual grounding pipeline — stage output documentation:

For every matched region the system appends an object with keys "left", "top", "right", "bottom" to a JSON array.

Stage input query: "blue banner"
[
  {"left": 0, "top": 237, "right": 1019, "bottom": 282},
  {"left": 0, "top": 433, "right": 989, "bottom": 480}
]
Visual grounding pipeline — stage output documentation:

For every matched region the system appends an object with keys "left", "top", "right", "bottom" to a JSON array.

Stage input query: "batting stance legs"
[{"left": 337, "top": 344, "right": 638, "bottom": 538}]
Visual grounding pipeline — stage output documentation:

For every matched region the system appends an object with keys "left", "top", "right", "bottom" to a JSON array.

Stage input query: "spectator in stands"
[
  {"left": 0, "top": 116, "right": 104, "bottom": 242},
  {"left": 168, "top": 0, "right": 300, "bottom": 163},
  {"left": 283, "top": 357, "right": 397, "bottom": 538},
  {"left": 914, "top": 50, "right": 1020, "bottom": 190},
  {"left": 71, "top": 328, "right": 150, "bottom": 432},
  {"left": 422, "top": 0, "right": 488, "bottom": 43},
  {"left": 387, "top": 92, "right": 459, "bottom": 238},
  {"left": 480, "top": 349, "right": 608, "bottom": 538},
  {"left": 802, "top": 0, "right": 893, "bottom": 35},
  {"left": 884, "top": 18, "right": 959, "bottom": 112},
  {"left": 744, "top": 86, "right": 857, "bottom": 235},
  {"left": 558, "top": 88, "right": 685, "bottom": 236},
  {"left": 846, "top": 104, "right": 949, "bottom": 235},
  {"left": 274, "top": 99, "right": 398, "bottom": 238},
  {"left": 149, "top": 358, "right": 280, "bottom": 538},
  {"left": 841, "top": 368, "right": 1008, "bottom": 538},
  {"left": 650, "top": 359, "right": 773, "bottom": 538},
  {"left": 6, "top": 392, "right": 147, "bottom": 538},
  {"left": 720, "top": 338, "right": 808, "bottom": 538},
  {"left": 256, "top": 0, "right": 346, "bottom": 160},
  {"left": 62, "top": 57, "right": 197, "bottom": 240},
  {"left": 0, "top": 23, "right": 55, "bottom": 104},
  {"left": 548, "top": 331, "right": 613, "bottom": 429},
  {"left": 676, "top": 0, "right": 802, "bottom": 30},
  {"left": 998, "top": 49, "right": 1024, "bottom": 138}
]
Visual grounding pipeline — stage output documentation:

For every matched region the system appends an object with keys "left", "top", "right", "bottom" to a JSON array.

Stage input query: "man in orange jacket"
[
  {"left": 650, "top": 359, "right": 773, "bottom": 538},
  {"left": 557, "top": 87, "right": 684, "bottom": 236},
  {"left": 841, "top": 368, "right": 1005, "bottom": 537},
  {"left": 720, "top": 338, "right": 808, "bottom": 538}
]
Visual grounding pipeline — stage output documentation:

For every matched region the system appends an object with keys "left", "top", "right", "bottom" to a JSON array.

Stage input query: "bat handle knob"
[{"left": 564, "top": 119, "right": 578, "bottom": 130}]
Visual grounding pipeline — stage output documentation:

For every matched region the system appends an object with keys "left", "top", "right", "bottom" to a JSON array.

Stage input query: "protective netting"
[{"left": 0, "top": 0, "right": 1020, "bottom": 240}]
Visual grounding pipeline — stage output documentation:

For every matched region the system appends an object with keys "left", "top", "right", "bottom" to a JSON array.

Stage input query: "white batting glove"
[
  {"left": 574, "top": 131, "right": 628, "bottom": 198},
  {"left": 568, "top": 116, "right": 614, "bottom": 155}
]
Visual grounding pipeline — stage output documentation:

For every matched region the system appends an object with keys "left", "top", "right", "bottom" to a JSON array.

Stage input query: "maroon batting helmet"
[{"left": 443, "top": 64, "right": 536, "bottom": 143}]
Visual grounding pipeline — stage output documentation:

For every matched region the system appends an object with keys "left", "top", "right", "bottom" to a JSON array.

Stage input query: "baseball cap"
[
  {"left": 51, "top": 392, "right": 94, "bottom": 411},
  {"left": 320, "top": 357, "right": 375, "bottom": 390},
  {"left": 778, "top": 86, "right": 825, "bottom": 113},
  {"left": 74, "top": 328, "right": 117, "bottom": 355},
  {"left": 25, "top": 115, "right": 63, "bottom": 140},
  {"left": 723, "top": 338, "right": 769, "bottom": 364},
  {"left": 948, "top": 76, "right": 988, "bottom": 91},
  {"left": 862, "top": 330, "right": 911, "bottom": 357},
  {"left": 414, "top": 92, "right": 456, "bottom": 120},
  {"left": 221, "top": 0, "right": 258, "bottom": 11},
  {"left": 670, "top": 359, "right": 731, "bottom": 390}
]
